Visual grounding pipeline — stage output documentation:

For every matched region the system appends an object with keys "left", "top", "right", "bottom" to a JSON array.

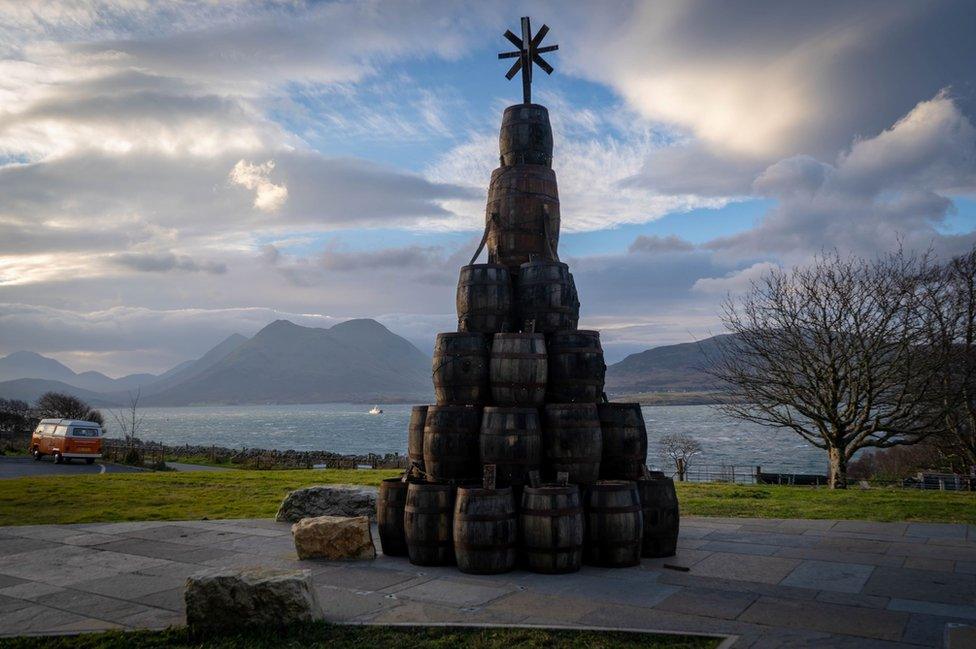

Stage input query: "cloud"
[
  {"left": 710, "top": 92, "right": 976, "bottom": 259},
  {"left": 691, "top": 262, "right": 780, "bottom": 295},
  {"left": 629, "top": 234, "right": 695, "bottom": 254},
  {"left": 566, "top": 0, "right": 976, "bottom": 196},
  {"left": 229, "top": 159, "right": 288, "bottom": 212},
  {"left": 113, "top": 252, "right": 227, "bottom": 275}
]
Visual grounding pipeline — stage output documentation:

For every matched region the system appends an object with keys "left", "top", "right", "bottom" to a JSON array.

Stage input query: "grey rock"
[
  {"left": 184, "top": 568, "right": 320, "bottom": 633},
  {"left": 275, "top": 484, "right": 378, "bottom": 523}
]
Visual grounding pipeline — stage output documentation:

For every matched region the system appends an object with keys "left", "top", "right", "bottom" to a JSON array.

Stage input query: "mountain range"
[{"left": 0, "top": 320, "right": 727, "bottom": 406}]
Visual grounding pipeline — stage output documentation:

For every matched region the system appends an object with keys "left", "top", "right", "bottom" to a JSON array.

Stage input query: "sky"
[{"left": 1, "top": 0, "right": 976, "bottom": 376}]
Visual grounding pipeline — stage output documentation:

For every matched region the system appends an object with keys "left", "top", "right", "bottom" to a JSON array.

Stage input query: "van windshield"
[{"left": 70, "top": 428, "right": 100, "bottom": 437}]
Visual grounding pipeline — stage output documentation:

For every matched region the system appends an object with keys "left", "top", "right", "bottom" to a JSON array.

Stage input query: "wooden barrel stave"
[
  {"left": 479, "top": 406, "right": 542, "bottom": 493},
  {"left": 404, "top": 482, "right": 456, "bottom": 566},
  {"left": 453, "top": 486, "right": 518, "bottom": 574},
  {"left": 584, "top": 480, "right": 643, "bottom": 568},
  {"left": 377, "top": 477, "right": 410, "bottom": 556},
  {"left": 520, "top": 484, "right": 584, "bottom": 574},
  {"left": 490, "top": 333, "right": 547, "bottom": 406},
  {"left": 547, "top": 330, "right": 606, "bottom": 403},
  {"left": 598, "top": 403, "right": 648, "bottom": 480},
  {"left": 407, "top": 405, "right": 429, "bottom": 471},
  {"left": 457, "top": 264, "right": 513, "bottom": 334},
  {"left": 542, "top": 403, "right": 602, "bottom": 485},
  {"left": 423, "top": 405, "right": 481, "bottom": 484},
  {"left": 432, "top": 333, "right": 490, "bottom": 405},
  {"left": 637, "top": 472, "right": 680, "bottom": 558},
  {"left": 486, "top": 166, "right": 560, "bottom": 273},
  {"left": 499, "top": 104, "right": 553, "bottom": 167},
  {"left": 517, "top": 261, "right": 579, "bottom": 333}
]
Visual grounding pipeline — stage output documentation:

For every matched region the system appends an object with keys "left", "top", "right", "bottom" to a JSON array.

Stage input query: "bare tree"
[
  {"left": 919, "top": 246, "right": 976, "bottom": 468},
  {"left": 111, "top": 389, "right": 144, "bottom": 444},
  {"left": 658, "top": 433, "right": 702, "bottom": 481},
  {"left": 34, "top": 392, "right": 104, "bottom": 426},
  {"left": 709, "top": 249, "right": 950, "bottom": 489}
]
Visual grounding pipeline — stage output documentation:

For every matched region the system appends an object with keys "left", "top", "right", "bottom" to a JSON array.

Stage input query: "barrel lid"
[
  {"left": 427, "top": 404, "right": 482, "bottom": 413},
  {"left": 599, "top": 402, "right": 642, "bottom": 410},
  {"left": 550, "top": 330, "right": 600, "bottom": 337},
  {"left": 460, "top": 263, "right": 509, "bottom": 272},
  {"left": 502, "top": 103, "right": 550, "bottom": 116},
  {"left": 493, "top": 332, "right": 545, "bottom": 340},
  {"left": 483, "top": 406, "right": 540, "bottom": 415},
  {"left": 543, "top": 403, "right": 599, "bottom": 411},
  {"left": 407, "top": 481, "right": 456, "bottom": 492},
  {"left": 519, "top": 259, "right": 569, "bottom": 271},
  {"left": 456, "top": 485, "right": 513, "bottom": 497},
  {"left": 524, "top": 483, "right": 579, "bottom": 495},
  {"left": 589, "top": 480, "right": 638, "bottom": 491}
]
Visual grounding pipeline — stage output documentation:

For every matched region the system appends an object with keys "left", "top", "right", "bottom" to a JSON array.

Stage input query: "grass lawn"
[
  {"left": 0, "top": 467, "right": 973, "bottom": 527},
  {"left": 0, "top": 623, "right": 717, "bottom": 649}
]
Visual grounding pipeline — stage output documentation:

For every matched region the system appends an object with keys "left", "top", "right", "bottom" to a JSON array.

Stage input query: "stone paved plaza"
[{"left": 0, "top": 516, "right": 974, "bottom": 647}]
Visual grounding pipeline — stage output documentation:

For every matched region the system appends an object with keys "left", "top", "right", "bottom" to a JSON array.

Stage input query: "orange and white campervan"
[{"left": 29, "top": 419, "right": 103, "bottom": 464}]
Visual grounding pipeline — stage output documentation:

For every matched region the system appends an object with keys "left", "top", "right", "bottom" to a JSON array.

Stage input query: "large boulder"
[
  {"left": 185, "top": 568, "right": 320, "bottom": 634},
  {"left": 292, "top": 515, "right": 376, "bottom": 561},
  {"left": 275, "top": 484, "right": 377, "bottom": 522}
]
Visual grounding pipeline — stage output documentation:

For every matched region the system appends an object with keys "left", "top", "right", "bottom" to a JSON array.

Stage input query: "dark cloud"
[
  {"left": 628, "top": 234, "right": 696, "bottom": 254},
  {"left": 113, "top": 253, "right": 226, "bottom": 275}
]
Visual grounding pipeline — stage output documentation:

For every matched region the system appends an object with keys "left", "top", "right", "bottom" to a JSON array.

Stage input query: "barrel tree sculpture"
[{"left": 380, "top": 17, "right": 680, "bottom": 575}]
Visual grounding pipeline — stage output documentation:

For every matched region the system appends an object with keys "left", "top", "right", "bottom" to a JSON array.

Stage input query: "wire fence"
[{"left": 663, "top": 462, "right": 976, "bottom": 490}]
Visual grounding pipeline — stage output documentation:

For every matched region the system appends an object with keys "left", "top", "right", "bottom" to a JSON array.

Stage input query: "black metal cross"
[{"left": 498, "top": 16, "right": 558, "bottom": 105}]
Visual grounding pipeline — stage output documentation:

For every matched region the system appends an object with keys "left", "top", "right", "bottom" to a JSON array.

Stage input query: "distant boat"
[{"left": 369, "top": 406, "right": 383, "bottom": 415}]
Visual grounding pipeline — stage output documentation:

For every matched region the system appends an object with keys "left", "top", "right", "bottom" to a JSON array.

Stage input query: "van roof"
[{"left": 38, "top": 418, "right": 103, "bottom": 428}]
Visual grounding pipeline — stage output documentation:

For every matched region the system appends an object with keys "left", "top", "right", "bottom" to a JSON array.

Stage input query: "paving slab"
[
  {"left": 0, "top": 516, "right": 972, "bottom": 647},
  {"left": 654, "top": 586, "right": 758, "bottom": 620},
  {"left": 739, "top": 595, "right": 911, "bottom": 641},
  {"left": 778, "top": 559, "right": 875, "bottom": 593},
  {"left": 862, "top": 566, "right": 976, "bottom": 606},
  {"left": 688, "top": 552, "right": 801, "bottom": 584}
]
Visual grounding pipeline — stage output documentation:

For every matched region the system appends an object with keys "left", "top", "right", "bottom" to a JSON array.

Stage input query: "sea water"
[{"left": 130, "top": 403, "right": 830, "bottom": 474}]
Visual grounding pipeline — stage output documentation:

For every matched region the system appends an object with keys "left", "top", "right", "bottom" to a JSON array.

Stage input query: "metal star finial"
[{"left": 498, "top": 16, "right": 558, "bottom": 104}]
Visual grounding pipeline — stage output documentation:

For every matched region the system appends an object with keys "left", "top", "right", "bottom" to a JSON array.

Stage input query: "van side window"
[
  {"left": 54, "top": 425, "right": 68, "bottom": 437},
  {"left": 70, "top": 428, "right": 100, "bottom": 437}
]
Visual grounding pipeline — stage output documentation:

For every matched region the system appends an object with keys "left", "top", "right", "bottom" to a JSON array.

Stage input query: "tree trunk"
[{"left": 828, "top": 446, "right": 847, "bottom": 489}]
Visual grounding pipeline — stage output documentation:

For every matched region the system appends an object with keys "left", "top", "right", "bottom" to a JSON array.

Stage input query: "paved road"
[{"left": 0, "top": 456, "right": 145, "bottom": 479}]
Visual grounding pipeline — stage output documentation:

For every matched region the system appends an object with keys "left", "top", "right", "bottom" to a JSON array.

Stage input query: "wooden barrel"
[
  {"left": 479, "top": 406, "right": 542, "bottom": 491},
  {"left": 547, "top": 330, "right": 605, "bottom": 403},
  {"left": 520, "top": 484, "right": 584, "bottom": 574},
  {"left": 377, "top": 477, "right": 409, "bottom": 556},
  {"left": 542, "top": 403, "right": 602, "bottom": 484},
  {"left": 499, "top": 103, "right": 553, "bottom": 167},
  {"left": 486, "top": 165, "right": 560, "bottom": 273},
  {"left": 638, "top": 472, "right": 679, "bottom": 558},
  {"left": 598, "top": 403, "right": 648, "bottom": 480},
  {"left": 423, "top": 405, "right": 481, "bottom": 483},
  {"left": 407, "top": 405, "right": 428, "bottom": 471},
  {"left": 453, "top": 486, "right": 517, "bottom": 574},
  {"left": 432, "top": 333, "right": 489, "bottom": 405},
  {"left": 404, "top": 482, "right": 455, "bottom": 566},
  {"left": 516, "top": 261, "right": 579, "bottom": 333},
  {"left": 490, "top": 333, "right": 547, "bottom": 406},
  {"left": 584, "top": 481, "right": 643, "bottom": 568},
  {"left": 457, "top": 264, "right": 513, "bottom": 334}
]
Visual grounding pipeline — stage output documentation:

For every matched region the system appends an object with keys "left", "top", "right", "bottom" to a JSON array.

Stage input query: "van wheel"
[
  {"left": 85, "top": 458, "right": 94, "bottom": 465},
  {"left": 53, "top": 453, "right": 63, "bottom": 464},
  {"left": 31, "top": 448, "right": 42, "bottom": 461}
]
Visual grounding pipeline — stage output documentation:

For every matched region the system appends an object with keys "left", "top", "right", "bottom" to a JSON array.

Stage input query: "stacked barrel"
[{"left": 375, "top": 103, "right": 680, "bottom": 574}]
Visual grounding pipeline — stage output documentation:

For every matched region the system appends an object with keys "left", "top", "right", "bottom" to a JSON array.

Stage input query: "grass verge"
[
  {"left": 0, "top": 468, "right": 972, "bottom": 527},
  {"left": 0, "top": 623, "right": 718, "bottom": 649}
]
